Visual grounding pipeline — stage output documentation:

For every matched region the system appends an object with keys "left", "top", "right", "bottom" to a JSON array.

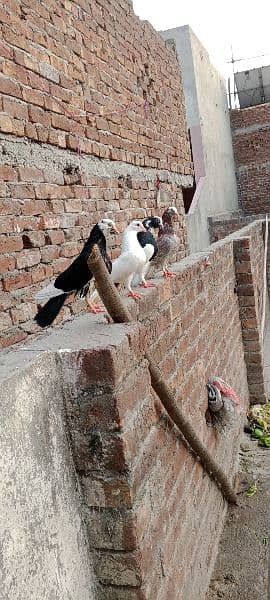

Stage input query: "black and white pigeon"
[
  {"left": 134, "top": 216, "right": 162, "bottom": 287},
  {"left": 89, "top": 219, "right": 147, "bottom": 306},
  {"left": 34, "top": 218, "right": 118, "bottom": 327},
  {"left": 151, "top": 206, "right": 179, "bottom": 278}
]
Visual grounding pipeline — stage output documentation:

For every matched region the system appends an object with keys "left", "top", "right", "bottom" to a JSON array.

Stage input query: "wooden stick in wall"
[{"left": 88, "top": 246, "right": 238, "bottom": 505}]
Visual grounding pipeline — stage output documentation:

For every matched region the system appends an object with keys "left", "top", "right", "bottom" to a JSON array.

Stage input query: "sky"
[{"left": 133, "top": 0, "right": 270, "bottom": 80}]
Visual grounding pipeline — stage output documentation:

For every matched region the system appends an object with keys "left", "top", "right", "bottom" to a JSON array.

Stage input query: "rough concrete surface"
[
  {"left": 0, "top": 133, "right": 193, "bottom": 187},
  {"left": 206, "top": 433, "right": 270, "bottom": 599},
  {"left": 0, "top": 347, "right": 98, "bottom": 600}
]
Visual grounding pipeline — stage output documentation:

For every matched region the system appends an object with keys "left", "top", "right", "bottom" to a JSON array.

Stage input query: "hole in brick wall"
[
  {"left": 118, "top": 175, "right": 125, "bottom": 188},
  {"left": 88, "top": 429, "right": 103, "bottom": 459},
  {"left": 63, "top": 164, "right": 82, "bottom": 185},
  {"left": 22, "top": 235, "right": 33, "bottom": 249},
  {"left": 63, "top": 164, "right": 80, "bottom": 176},
  {"left": 137, "top": 76, "right": 142, "bottom": 89},
  {"left": 182, "top": 183, "right": 195, "bottom": 214},
  {"left": 126, "top": 174, "right": 132, "bottom": 189}
]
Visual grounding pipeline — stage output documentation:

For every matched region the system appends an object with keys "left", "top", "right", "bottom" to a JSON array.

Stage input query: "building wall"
[
  {"left": 160, "top": 25, "right": 238, "bottom": 252},
  {"left": 0, "top": 0, "right": 193, "bottom": 349},
  {"left": 1, "top": 221, "right": 266, "bottom": 599},
  {"left": 209, "top": 215, "right": 268, "bottom": 403},
  {"left": 231, "top": 102, "right": 270, "bottom": 214}
]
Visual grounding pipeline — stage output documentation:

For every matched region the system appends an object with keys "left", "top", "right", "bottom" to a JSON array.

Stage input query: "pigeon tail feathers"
[{"left": 34, "top": 294, "right": 66, "bottom": 328}]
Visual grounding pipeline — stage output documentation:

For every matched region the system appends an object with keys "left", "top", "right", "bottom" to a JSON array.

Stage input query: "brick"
[
  {"left": 39, "top": 215, "right": 61, "bottom": 229},
  {"left": 51, "top": 113, "right": 71, "bottom": 131},
  {"left": 16, "top": 249, "right": 41, "bottom": 269},
  {"left": 28, "top": 105, "right": 51, "bottom": 127},
  {"left": 22, "top": 86, "right": 45, "bottom": 107},
  {"left": 34, "top": 183, "right": 60, "bottom": 199},
  {"left": 0, "top": 166, "right": 18, "bottom": 182},
  {"left": 12, "top": 118, "right": 25, "bottom": 137},
  {"left": 45, "top": 230, "right": 65, "bottom": 245},
  {"left": 0, "top": 291, "right": 15, "bottom": 311},
  {"left": 3, "top": 271, "right": 32, "bottom": 291},
  {"left": 39, "top": 61, "right": 60, "bottom": 83},
  {"left": 81, "top": 476, "right": 132, "bottom": 509},
  {"left": 53, "top": 257, "right": 71, "bottom": 274},
  {"left": 21, "top": 200, "right": 47, "bottom": 216},
  {"left": 28, "top": 71, "right": 50, "bottom": 93},
  {"left": 60, "top": 242, "right": 79, "bottom": 257},
  {"left": 0, "top": 114, "right": 13, "bottom": 133},
  {"left": 0, "top": 312, "right": 13, "bottom": 333},
  {"left": 24, "top": 122, "right": 38, "bottom": 140},
  {"left": 41, "top": 246, "right": 60, "bottom": 263},
  {"left": 31, "top": 264, "right": 47, "bottom": 284},
  {"left": 10, "top": 184, "right": 35, "bottom": 199},
  {"left": 0, "top": 184, "right": 8, "bottom": 197},
  {"left": 22, "top": 231, "right": 45, "bottom": 248},
  {"left": 0, "top": 75, "right": 21, "bottom": 98},
  {"left": 94, "top": 551, "right": 142, "bottom": 586},
  {"left": 64, "top": 199, "right": 82, "bottom": 212},
  {"left": 10, "top": 302, "right": 36, "bottom": 325},
  {"left": 2, "top": 97, "right": 28, "bottom": 120},
  {"left": 0, "top": 328, "right": 27, "bottom": 349},
  {"left": 85, "top": 508, "right": 136, "bottom": 551},
  {"left": 18, "top": 167, "right": 44, "bottom": 183},
  {"left": 0, "top": 235, "right": 23, "bottom": 253},
  {"left": 0, "top": 255, "right": 16, "bottom": 273}
]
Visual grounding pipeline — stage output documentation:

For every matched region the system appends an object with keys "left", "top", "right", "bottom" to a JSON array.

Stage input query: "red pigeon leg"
[
  {"left": 128, "top": 290, "right": 143, "bottom": 299},
  {"left": 163, "top": 268, "right": 176, "bottom": 278},
  {"left": 87, "top": 302, "right": 106, "bottom": 314},
  {"left": 140, "top": 281, "right": 155, "bottom": 288}
]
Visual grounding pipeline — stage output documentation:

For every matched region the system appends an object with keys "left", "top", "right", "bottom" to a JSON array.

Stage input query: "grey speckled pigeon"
[{"left": 151, "top": 206, "right": 179, "bottom": 278}]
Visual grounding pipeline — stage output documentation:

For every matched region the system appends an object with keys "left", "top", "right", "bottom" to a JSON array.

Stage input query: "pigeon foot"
[
  {"left": 140, "top": 282, "right": 155, "bottom": 288},
  {"left": 163, "top": 269, "right": 176, "bottom": 278},
  {"left": 87, "top": 304, "right": 105, "bottom": 314},
  {"left": 128, "top": 290, "right": 142, "bottom": 300}
]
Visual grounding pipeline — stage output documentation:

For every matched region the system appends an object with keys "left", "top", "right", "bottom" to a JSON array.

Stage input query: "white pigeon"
[{"left": 89, "top": 219, "right": 147, "bottom": 306}]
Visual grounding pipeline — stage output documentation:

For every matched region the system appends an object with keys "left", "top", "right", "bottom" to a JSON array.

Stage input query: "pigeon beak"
[{"left": 111, "top": 225, "right": 119, "bottom": 234}]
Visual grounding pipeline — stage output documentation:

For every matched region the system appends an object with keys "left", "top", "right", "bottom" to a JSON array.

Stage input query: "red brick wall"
[
  {"left": 0, "top": 0, "right": 193, "bottom": 349},
  {"left": 62, "top": 228, "right": 253, "bottom": 599},
  {"left": 210, "top": 216, "right": 267, "bottom": 403},
  {"left": 233, "top": 223, "right": 266, "bottom": 403},
  {"left": 231, "top": 103, "right": 270, "bottom": 214}
]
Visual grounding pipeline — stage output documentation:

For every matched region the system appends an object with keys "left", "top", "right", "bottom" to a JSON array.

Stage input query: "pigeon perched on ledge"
[
  {"left": 134, "top": 216, "right": 162, "bottom": 287},
  {"left": 89, "top": 219, "right": 147, "bottom": 307},
  {"left": 150, "top": 206, "right": 179, "bottom": 278},
  {"left": 111, "top": 220, "right": 147, "bottom": 299},
  {"left": 34, "top": 219, "right": 118, "bottom": 327}
]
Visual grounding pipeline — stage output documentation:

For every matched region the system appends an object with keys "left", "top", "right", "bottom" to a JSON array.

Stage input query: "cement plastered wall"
[
  {"left": 160, "top": 25, "right": 239, "bottom": 252},
  {"left": 0, "top": 352, "right": 97, "bottom": 600}
]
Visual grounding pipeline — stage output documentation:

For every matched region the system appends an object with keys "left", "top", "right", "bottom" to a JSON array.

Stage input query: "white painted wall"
[{"left": 160, "top": 25, "right": 239, "bottom": 252}]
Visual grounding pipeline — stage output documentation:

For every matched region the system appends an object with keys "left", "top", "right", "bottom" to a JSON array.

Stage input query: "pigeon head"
[
  {"left": 98, "top": 219, "right": 119, "bottom": 234},
  {"left": 127, "top": 220, "right": 146, "bottom": 233},
  {"left": 162, "top": 206, "right": 178, "bottom": 225},
  {"left": 143, "top": 216, "right": 163, "bottom": 231}
]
